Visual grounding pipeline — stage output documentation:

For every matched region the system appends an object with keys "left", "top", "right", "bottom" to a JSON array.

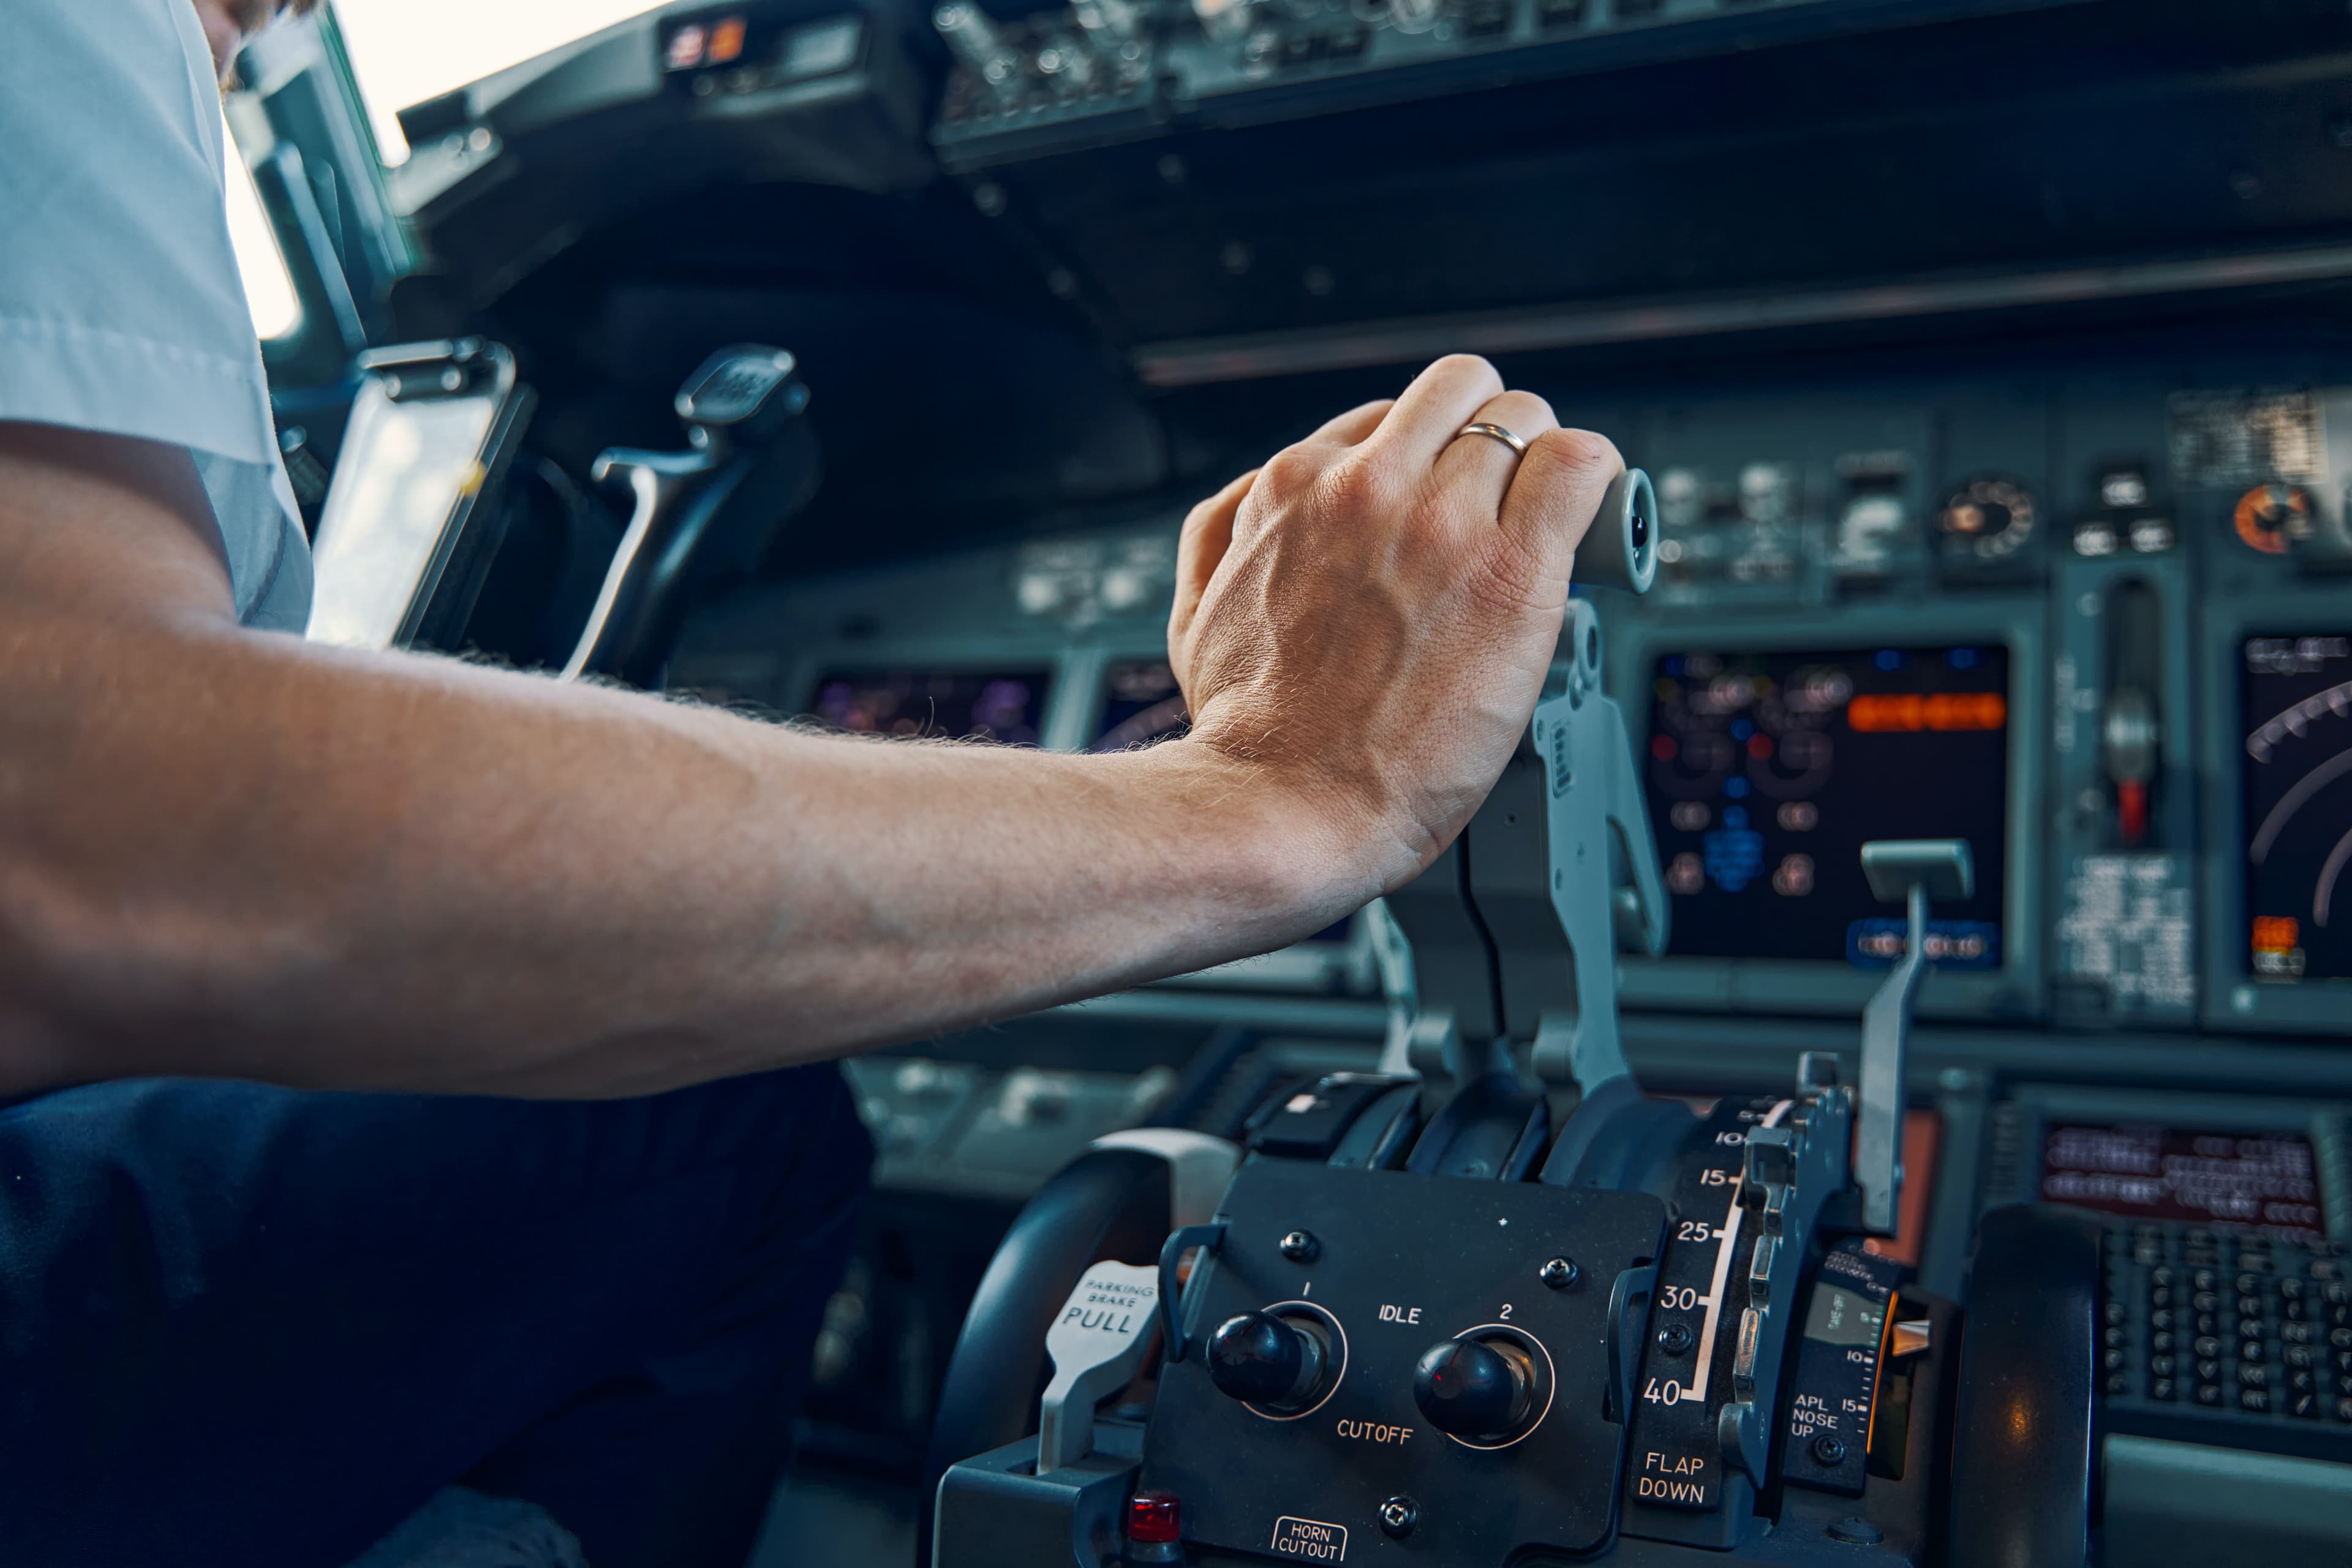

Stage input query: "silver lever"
[
  {"left": 1526, "top": 597, "right": 1669, "bottom": 1094},
  {"left": 1855, "top": 839, "right": 1973, "bottom": 1236}
]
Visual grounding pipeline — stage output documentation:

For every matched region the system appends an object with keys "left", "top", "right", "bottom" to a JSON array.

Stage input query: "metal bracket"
[
  {"left": 1604, "top": 1256, "right": 1662, "bottom": 1425},
  {"left": 1155, "top": 1222, "right": 1226, "bottom": 1365}
]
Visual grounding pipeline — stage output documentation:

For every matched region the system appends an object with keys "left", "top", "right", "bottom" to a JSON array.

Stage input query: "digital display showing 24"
[{"left": 1644, "top": 646, "right": 2010, "bottom": 967}]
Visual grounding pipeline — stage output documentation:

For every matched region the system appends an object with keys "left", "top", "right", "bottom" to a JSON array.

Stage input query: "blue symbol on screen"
[
  {"left": 1703, "top": 825, "right": 1765, "bottom": 892},
  {"left": 1724, "top": 805, "right": 1749, "bottom": 828},
  {"left": 1724, "top": 776, "right": 1752, "bottom": 800},
  {"left": 1874, "top": 649, "right": 1904, "bottom": 671},
  {"left": 1948, "top": 647, "right": 1980, "bottom": 669},
  {"left": 1730, "top": 718, "right": 1755, "bottom": 741}
]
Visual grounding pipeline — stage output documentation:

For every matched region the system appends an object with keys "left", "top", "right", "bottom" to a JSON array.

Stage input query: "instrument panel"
[{"left": 639, "top": 203, "right": 2352, "bottom": 1568}]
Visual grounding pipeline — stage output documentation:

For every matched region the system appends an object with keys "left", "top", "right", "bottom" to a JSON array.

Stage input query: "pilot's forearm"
[
  {"left": 4, "top": 350, "right": 1615, "bottom": 1097},
  {"left": 0, "top": 609, "right": 1360, "bottom": 1098},
  {"left": 0, "top": 611, "right": 1357, "bottom": 1097}
]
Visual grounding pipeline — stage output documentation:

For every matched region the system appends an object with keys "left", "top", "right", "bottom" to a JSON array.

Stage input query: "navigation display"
[
  {"left": 2039, "top": 1122, "right": 2327, "bottom": 1245},
  {"left": 2242, "top": 635, "right": 2352, "bottom": 984},
  {"left": 810, "top": 669, "right": 1050, "bottom": 745},
  {"left": 1091, "top": 660, "right": 1190, "bottom": 753},
  {"left": 1643, "top": 645, "right": 2009, "bottom": 966}
]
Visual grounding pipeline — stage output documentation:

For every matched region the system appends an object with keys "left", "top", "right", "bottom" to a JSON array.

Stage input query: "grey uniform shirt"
[{"left": 0, "top": 0, "right": 314, "bottom": 631}]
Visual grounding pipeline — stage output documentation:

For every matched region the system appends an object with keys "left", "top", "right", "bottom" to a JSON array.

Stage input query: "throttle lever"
[{"left": 563, "top": 344, "right": 818, "bottom": 687}]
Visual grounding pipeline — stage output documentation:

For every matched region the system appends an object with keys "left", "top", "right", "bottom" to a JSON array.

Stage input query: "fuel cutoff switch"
[
  {"left": 1414, "top": 1334, "right": 1542, "bottom": 1444},
  {"left": 1207, "top": 1310, "right": 1336, "bottom": 1414}
]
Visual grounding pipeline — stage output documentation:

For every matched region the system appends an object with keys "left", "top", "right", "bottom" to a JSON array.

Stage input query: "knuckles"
[
  {"left": 1526, "top": 426, "right": 1621, "bottom": 484},
  {"left": 1477, "top": 388, "right": 1557, "bottom": 435},
  {"left": 1254, "top": 443, "right": 1329, "bottom": 497},
  {"left": 1308, "top": 451, "right": 1394, "bottom": 520},
  {"left": 1426, "top": 353, "right": 1504, "bottom": 394}
]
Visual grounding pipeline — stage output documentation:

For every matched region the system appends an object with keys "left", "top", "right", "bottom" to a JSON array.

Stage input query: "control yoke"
[
  {"left": 1855, "top": 838, "right": 1973, "bottom": 1235},
  {"left": 563, "top": 345, "right": 820, "bottom": 687}
]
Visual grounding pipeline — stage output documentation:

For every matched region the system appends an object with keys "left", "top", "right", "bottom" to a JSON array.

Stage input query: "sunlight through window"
[
  {"left": 331, "top": 0, "right": 670, "bottom": 164},
  {"left": 224, "top": 125, "right": 302, "bottom": 341}
]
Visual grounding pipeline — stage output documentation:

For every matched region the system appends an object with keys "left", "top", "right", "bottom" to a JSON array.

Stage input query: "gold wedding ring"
[{"left": 1455, "top": 421, "right": 1529, "bottom": 459}]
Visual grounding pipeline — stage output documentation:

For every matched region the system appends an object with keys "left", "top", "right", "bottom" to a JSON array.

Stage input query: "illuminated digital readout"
[
  {"left": 810, "top": 669, "right": 1049, "bottom": 745},
  {"left": 1091, "top": 660, "right": 1190, "bottom": 753},
  {"left": 2242, "top": 635, "right": 2352, "bottom": 983},
  {"left": 2040, "top": 1123, "right": 2327, "bottom": 1244},
  {"left": 665, "top": 13, "right": 749, "bottom": 71},
  {"left": 1643, "top": 646, "right": 2008, "bottom": 966}
]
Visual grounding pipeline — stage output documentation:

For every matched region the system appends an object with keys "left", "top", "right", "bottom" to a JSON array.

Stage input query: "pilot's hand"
[{"left": 1167, "top": 353, "right": 1621, "bottom": 892}]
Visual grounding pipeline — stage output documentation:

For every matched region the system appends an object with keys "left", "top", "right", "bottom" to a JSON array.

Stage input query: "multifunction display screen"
[
  {"left": 810, "top": 669, "right": 1050, "bottom": 745},
  {"left": 1643, "top": 645, "right": 2009, "bottom": 966},
  {"left": 2242, "top": 635, "right": 2352, "bottom": 984},
  {"left": 2040, "top": 1123, "right": 2327, "bottom": 1245}
]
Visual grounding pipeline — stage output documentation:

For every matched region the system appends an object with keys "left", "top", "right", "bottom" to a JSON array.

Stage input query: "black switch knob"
[
  {"left": 1207, "top": 1311, "right": 1325, "bottom": 1408},
  {"left": 1414, "top": 1336, "right": 1534, "bottom": 1441}
]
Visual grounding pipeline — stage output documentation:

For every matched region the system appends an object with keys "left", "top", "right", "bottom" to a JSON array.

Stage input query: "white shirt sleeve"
[{"left": 0, "top": 0, "right": 313, "bottom": 631}]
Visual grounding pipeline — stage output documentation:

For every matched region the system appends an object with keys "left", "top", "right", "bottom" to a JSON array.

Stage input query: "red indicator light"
[
  {"left": 1746, "top": 733, "right": 1773, "bottom": 761},
  {"left": 2252, "top": 915, "right": 2299, "bottom": 954},
  {"left": 1129, "top": 1492, "right": 1182, "bottom": 1544},
  {"left": 1651, "top": 734, "right": 1678, "bottom": 761},
  {"left": 709, "top": 15, "right": 748, "bottom": 63}
]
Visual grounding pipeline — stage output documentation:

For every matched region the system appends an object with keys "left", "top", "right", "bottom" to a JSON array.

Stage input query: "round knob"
[
  {"left": 1413, "top": 1336, "right": 1534, "bottom": 1442},
  {"left": 1207, "top": 1311, "right": 1324, "bottom": 1408}
]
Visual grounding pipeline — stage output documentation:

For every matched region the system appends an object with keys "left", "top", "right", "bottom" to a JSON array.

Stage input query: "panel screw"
[
  {"left": 1657, "top": 1321, "right": 1695, "bottom": 1356},
  {"left": 1539, "top": 1256, "right": 1580, "bottom": 1290},
  {"left": 1279, "top": 1230, "right": 1319, "bottom": 1263},
  {"left": 1811, "top": 1434, "right": 1848, "bottom": 1466},
  {"left": 1378, "top": 1495, "right": 1419, "bottom": 1539}
]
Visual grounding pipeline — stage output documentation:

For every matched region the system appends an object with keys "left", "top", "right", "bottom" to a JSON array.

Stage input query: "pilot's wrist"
[{"left": 1137, "top": 733, "right": 1392, "bottom": 943}]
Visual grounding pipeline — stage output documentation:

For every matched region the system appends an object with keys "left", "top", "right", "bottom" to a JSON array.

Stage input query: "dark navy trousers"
[{"left": 0, "top": 1063, "right": 872, "bottom": 1567}]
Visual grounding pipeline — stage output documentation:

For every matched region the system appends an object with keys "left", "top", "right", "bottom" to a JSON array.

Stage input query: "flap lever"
[{"left": 1855, "top": 839, "right": 1973, "bottom": 1235}]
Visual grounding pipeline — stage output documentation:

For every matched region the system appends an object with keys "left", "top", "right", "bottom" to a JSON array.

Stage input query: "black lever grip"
[
  {"left": 1207, "top": 1311, "right": 1319, "bottom": 1406},
  {"left": 1413, "top": 1336, "right": 1534, "bottom": 1441}
]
